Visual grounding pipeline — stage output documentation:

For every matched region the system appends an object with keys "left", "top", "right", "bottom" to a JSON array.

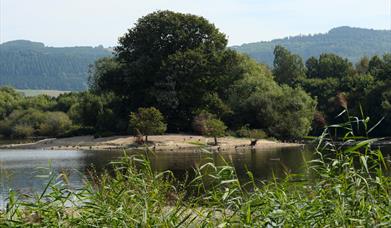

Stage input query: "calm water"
[{"left": 1, "top": 145, "right": 390, "bottom": 208}]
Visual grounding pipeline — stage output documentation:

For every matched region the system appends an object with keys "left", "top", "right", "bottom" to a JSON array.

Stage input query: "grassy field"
[{"left": 15, "top": 89, "right": 71, "bottom": 97}]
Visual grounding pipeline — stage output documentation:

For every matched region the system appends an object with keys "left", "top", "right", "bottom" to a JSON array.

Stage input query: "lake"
[{"left": 1, "top": 144, "right": 391, "bottom": 208}]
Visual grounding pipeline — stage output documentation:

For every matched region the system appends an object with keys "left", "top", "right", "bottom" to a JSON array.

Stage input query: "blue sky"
[{"left": 1, "top": 0, "right": 390, "bottom": 47}]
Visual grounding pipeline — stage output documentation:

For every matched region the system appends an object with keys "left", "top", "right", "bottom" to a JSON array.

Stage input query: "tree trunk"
[
  {"left": 145, "top": 135, "right": 148, "bottom": 143},
  {"left": 214, "top": 136, "right": 218, "bottom": 145}
]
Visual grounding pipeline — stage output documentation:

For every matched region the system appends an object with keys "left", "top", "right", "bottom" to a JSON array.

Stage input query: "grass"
[{"left": 1, "top": 113, "right": 391, "bottom": 226}]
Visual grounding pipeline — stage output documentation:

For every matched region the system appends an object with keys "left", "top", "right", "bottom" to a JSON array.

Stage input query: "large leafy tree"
[{"left": 91, "top": 11, "right": 243, "bottom": 130}]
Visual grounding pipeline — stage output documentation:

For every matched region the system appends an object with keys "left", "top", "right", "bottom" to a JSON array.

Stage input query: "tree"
[
  {"left": 192, "top": 111, "right": 215, "bottom": 135},
  {"left": 0, "top": 87, "right": 22, "bottom": 120},
  {"left": 273, "top": 45, "right": 306, "bottom": 86},
  {"left": 317, "top": 53, "right": 354, "bottom": 78},
  {"left": 192, "top": 111, "right": 227, "bottom": 145},
  {"left": 368, "top": 55, "right": 385, "bottom": 79},
  {"left": 305, "top": 56, "right": 319, "bottom": 78},
  {"left": 267, "top": 86, "right": 316, "bottom": 139},
  {"left": 129, "top": 107, "right": 167, "bottom": 142},
  {"left": 204, "top": 118, "right": 227, "bottom": 145},
  {"left": 355, "top": 56, "right": 369, "bottom": 74},
  {"left": 228, "top": 57, "right": 316, "bottom": 139},
  {"left": 90, "top": 10, "right": 243, "bottom": 131},
  {"left": 88, "top": 57, "right": 123, "bottom": 93}
]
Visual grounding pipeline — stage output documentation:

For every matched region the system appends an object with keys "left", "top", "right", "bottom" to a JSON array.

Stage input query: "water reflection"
[{"left": 147, "top": 146, "right": 312, "bottom": 181}]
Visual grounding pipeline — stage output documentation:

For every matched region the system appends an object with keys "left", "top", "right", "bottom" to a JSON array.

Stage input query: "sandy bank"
[{"left": 0, "top": 134, "right": 303, "bottom": 151}]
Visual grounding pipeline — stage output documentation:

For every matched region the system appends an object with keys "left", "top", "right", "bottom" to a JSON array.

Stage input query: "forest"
[
  {"left": 0, "top": 11, "right": 390, "bottom": 141},
  {"left": 232, "top": 26, "right": 391, "bottom": 66},
  {"left": 0, "top": 40, "right": 111, "bottom": 90}
]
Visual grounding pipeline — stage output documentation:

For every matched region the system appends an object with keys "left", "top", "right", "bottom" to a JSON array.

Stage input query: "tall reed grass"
[{"left": 1, "top": 114, "right": 390, "bottom": 226}]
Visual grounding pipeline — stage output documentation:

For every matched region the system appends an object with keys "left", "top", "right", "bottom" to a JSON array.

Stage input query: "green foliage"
[
  {"left": 355, "top": 56, "right": 369, "bottom": 74},
  {"left": 273, "top": 45, "right": 306, "bottom": 86},
  {"left": 236, "top": 125, "right": 268, "bottom": 139},
  {"left": 267, "top": 86, "right": 316, "bottom": 139},
  {"left": 278, "top": 47, "right": 391, "bottom": 137},
  {"left": 88, "top": 57, "right": 122, "bottom": 93},
  {"left": 316, "top": 53, "right": 354, "bottom": 78},
  {"left": 204, "top": 118, "right": 227, "bottom": 138},
  {"left": 0, "top": 87, "right": 22, "bottom": 120},
  {"left": 0, "top": 108, "right": 71, "bottom": 138},
  {"left": 192, "top": 111, "right": 227, "bottom": 145},
  {"left": 0, "top": 40, "right": 111, "bottom": 90},
  {"left": 38, "top": 112, "right": 72, "bottom": 136},
  {"left": 66, "top": 92, "right": 125, "bottom": 133},
  {"left": 19, "top": 95, "right": 57, "bottom": 111},
  {"left": 192, "top": 111, "right": 215, "bottom": 135},
  {"left": 12, "top": 124, "right": 34, "bottom": 138},
  {"left": 90, "top": 10, "right": 243, "bottom": 131},
  {"left": 228, "top": 57, "right": 316, "bottom": 139},
  {"left": 368, "top": 54, "right": 391, "bottom": 81},
  {"left": 306, "top": 53, "right": 356, "bottom": 79},
  {"left": 129, "top": 107, "right": 167, "bottom": 141}
]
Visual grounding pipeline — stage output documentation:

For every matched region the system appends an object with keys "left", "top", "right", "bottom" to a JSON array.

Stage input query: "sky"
[{"left": 1, "top": 0, "right": 390, "bottom": 47}]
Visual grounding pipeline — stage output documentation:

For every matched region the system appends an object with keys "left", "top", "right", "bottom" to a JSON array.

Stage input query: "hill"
[
  {"left": 0, "top": 40, "right": 111, "bottom": 91},
  {"left": 231, "top": 26, "right": 391, "bottom": 66},
  {"left": 1, "top": 27, "right": 389, "bottom": 90}
]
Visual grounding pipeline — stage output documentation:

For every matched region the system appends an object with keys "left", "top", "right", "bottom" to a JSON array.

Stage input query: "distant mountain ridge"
[
  {"left": 1, "top": 27, "right": 390, "bottom": 90},
  {"left": 231, "top": 26, "right": 391, "bottom": 66},
  {"left": 0, "top": 40, "right": 112, "bottom": 91}
]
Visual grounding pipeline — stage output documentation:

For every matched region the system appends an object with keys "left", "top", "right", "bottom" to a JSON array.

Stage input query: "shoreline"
[{"left": 0, "top": 134, "right": 303, "bottom": 151}]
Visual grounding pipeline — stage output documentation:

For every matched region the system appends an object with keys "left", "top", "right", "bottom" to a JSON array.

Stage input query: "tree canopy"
[
  {"left": 90, "top": 11, "right": 244, "bottom": 131},
  {"left": 129, "top": 107, "right": 167, "bottom": 142}
]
